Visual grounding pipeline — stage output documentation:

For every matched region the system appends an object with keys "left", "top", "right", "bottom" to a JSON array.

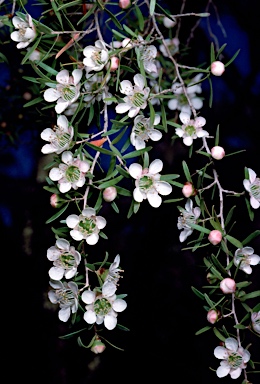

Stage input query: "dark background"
[{"left": 1, "top": 1, "right": 260, "bottom": 383}]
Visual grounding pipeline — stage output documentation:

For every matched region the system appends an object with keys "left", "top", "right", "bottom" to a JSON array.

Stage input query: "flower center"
[
  {"left": 134, "top": 121, "right": 149, "bottom": 139},
  {"left": 94, "top": 298, "right": 112, "bottom": 316},
  {"left": 60, "top": 252, "right": 76, "bottom": 269},
  {"left": 56, "top": 288, "right": 75, "bottom": 306},
  {"left": 65, "top": 165, "right": 81, "bottom": 183},
  {"left": 53, "top": 126, "right": 72, "bottom": 149},
  {"left": 178, "top": 210, "right": 197, "bottom": 229},
  {"left": 250, "top": 177, "right": 260, "bottom": 201},
  {"left": 138, "top": 175, "right": 154, "bottom": 191},
  {"left": 92, "top": 51, "right": 103, "bottom": 66},
  {"left": 131, "top": 92, "right": 145, "bottom": 107},
  {"left": 228, "top": 352, "right": 243, "bottom": 369},
  {"left": 60, "top": 85, "right": 77, "bottom": 102},
  {"left": 184, "top": 124, "right": 196, "bottom": 136},
  {"left": 79, "top": 217, "right": 96, "bottom": 235}
]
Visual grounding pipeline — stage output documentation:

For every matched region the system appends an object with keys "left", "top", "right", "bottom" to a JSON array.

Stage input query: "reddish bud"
[
  {"left": 207, "top": 309, "right": 221, "bottom": 324},
  {"left": 211, "top": 146, "right": 225, "bottom": 160},
  {"left": 119, "top": 0, "right": 131, "bottom": 9},
  {"left": 103, "top": 186, "right": 117, "bottom": 202},
  {"left": 110, "top": 56, "right": 119, "bottom": 71},
  {"left": 208, "top": 230, "right": 222, "bottom": 245},
  {"left": 91, "top": 339, "right": 106, "bottom": 354},
  {"left": 182, "top": 181, "right": 195, "bottom": 198},
  {"left": 220, "top": 278, "right": 236, "bottom": 294},
  {"left": 50, "top": 194, "right": 62, "bottom": 208},
  {"left": 211, "top": 61, "right": 225, "bottom": 76}
]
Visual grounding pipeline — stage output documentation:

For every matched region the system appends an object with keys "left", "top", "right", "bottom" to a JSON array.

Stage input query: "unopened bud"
[
  {"left": 220, "top": 277, "right": 236, "bottom": 294},
  {"left": 103, "top": 186, "right": 117, "bottom": 202},
  {"left": 122, "top": 37, "right": 133, "bottom": 49},
  {"left": 208, "top": 230, "right": 222, "bottom": 245},
  {"left": 206, "top": 273, "right": 218, "bottom": 284},
  {"left": 163, "top": 16, "right": 176, "bottom": 28},
  {"left": 50, "top": 193, "right": 62, "bottom": 208},
  {"left": 28, "top": 49, "right": 42, "bottom": 62},
  {"left": 110, "top": 56, "right": 119, "bottom": 71},
  {"left": 207, "top": 309, "right": 221, "bottom": 324},
  {"left": 211, "top": 61, "right": 225, "bottom": 76},
  {"left": 211, "top": 146, "right": 225, "bottom": 160},
  {"left": 182, "top": 181, "right": 195, "bottom": 198},
  {"left": 91, "top": 339, "right": 106, "bottom": 354},
  {"left": 119, "top": 0, "right": 131, "bottom": 9}
]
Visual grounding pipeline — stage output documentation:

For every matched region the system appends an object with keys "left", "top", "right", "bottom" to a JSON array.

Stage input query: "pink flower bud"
[
  {"left": 211, "top": 146, "right": 225, "bottom": 160},
  {"left": 91, "top": 339, "right": 106, "bottom": 354},
  {"left": 220, "top": 278, "right": 236, "bottom": 294},
  {"left": 119, "top": 0, "right": 131, "bottom": 8},
  {"left": 211, "top": 61, "right": 225, "bottom": 76},
  {"left": 103, "top": 186, "right": 117, "bottom": 202},
  {"left": 182, "top": 181, "right": 195, "bottom": 198},
  {"left": 50, "top": 194, "right": 62, "bottom": 208},
  {"left": 208, "top": 230, "right": 222, "bottom": 245},
  {"left": 207, "top": 309, "right": 221, "bottom": 324},
  {"left": 110, "top": 56, "right": 119, "bottom": 71}
]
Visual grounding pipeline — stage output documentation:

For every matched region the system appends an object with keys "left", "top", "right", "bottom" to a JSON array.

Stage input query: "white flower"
[
  {"left": 43, "top": 69, "right": 83, "bottom": 114},
  {"left": 102, "top": 254, "right": 123, "bottom": 296},
  {"left": 243, "top": 168, "right": 260, "bottom": 209},
  {"left": 130, "top": 114, "right": 162, "bottom": 150},
  {"left": 251, "top": 311, "right": 260, "bottom": 334},
  {"left": 177, "top": 198, "right": 201, "bottom": 242},
  {"left": 159, "top": 37, "right": 180, "bottom": 57},
  {"left": 83, "top": 72, "right": 112, "bottom": 107},
  {"left": 116, "top": 74, "right": 150, "bottom": 118},
  {"left": 81, "top": 288, "right": 127, "bottom": 330},
  {"left": 163, "top": 15, "right": 176, "bottom": 28},
  {"left": 168, "top": 74, "right": 203, "bottom": 114},
  {"left": 139, "top": 44, "right": 158, "bottom": 74},
  {"left": 128, "top": 159, "right": 172, "bottom": 208},
  {"left": 214, "top": 337, "right": 251, "bottom": 379},
  {"left": 48, "top": 280, "right": 79, "bottom": 322},
  {"left": 47, "top": 238, "right": 81, "bottom": 280},
  {"left": 49, "top": 151, "right": 90, "bottom": 193},
  {"left": 234, "top": 246, "right": 260, "bottom": 274},
  {"left": 176, "top": 111, "right": 209, "bottom": 146},
  {"left": 40, "top": 115, "right": 74, "bottom": 154},
  {"left": 10, "top": 14, "right": 37, "bottom": 49},
  {"left": 83, "top": 40, "right": 109, "bottom": 71},
  {"left": 66, "top": 207, "right": 107, "bottom": 245}
]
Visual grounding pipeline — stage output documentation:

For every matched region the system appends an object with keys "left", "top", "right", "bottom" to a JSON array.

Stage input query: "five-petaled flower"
[
  {"left": 11, "top": 14, "right": 37, "bottom": 49},
  {"left": 66, "top": 207, "right": 107, "bottom": 245},
  {"left": 49, "top": 150, "right": 90, "bottom": 193},
  {"left": 47, "top": 238, "right": 81, "bottom": 280},
  {"left": 175, "top": 111, "right": 209, "bottom": 146},
  {"left": 251, "top": 311, "right": 260, "bottom": 334},
  {"left": 177, "top": 198, "right": 201, "bottom": 242},
  {"left": 130, "top": 114, "right": 162, "bottom": 150},
  {"left": 214, "top": 337, "right": 251, "bottom": 379},
  {"left": 159, "top": 37, "right": 180, "bottom": 57},
  {"left": 243, "top": 168, "right": 260, "bottom": 209},
  {"left": 40, "top": 115, "right": 74, "bottom": 154},
  {"left": 48, "top": 280, "right": 79, "bottom": 322},
  {"left": 44, "top": 69, "right": 83, "bottom": 114},
  {"left": 116, "top": 74, "right": 150, "bottom": 118},
  {"left": 234, "top": 246, "right": 260, "bottom": 274},
  {"left": 128, "top": 159, "right": 172, "bottom": 208},
  {"left": 83, "top": 40, "right": 109, "bottom": 72},
  {"left": 82, "top": 286, "right": 127, "bottom": 330},
  {"left": 101, "top": 254, "right": 123, "bottom": 297}
]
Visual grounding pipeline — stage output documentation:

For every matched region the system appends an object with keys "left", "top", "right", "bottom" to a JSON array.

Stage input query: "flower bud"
[
  {"left": 207, "top": 309, "right": 221, "bottom": 324},
  {"left": 220, "top": 278, "right": 236, "bottom": 294},
  {"left": 91, "top": 339, "right": 106, "bottom": 354},
  {"left": 182, "top": 181, "right": 195, "bottom": 198},
  {"left": 119, "top": 0, "right": 131, "bottom": 9},
  {"left": 211, "top": 146, "right": 225, "bottom": 160},
  {"left": 50, "top": 194, "right": 63, "bottom": 208},
  {"left": 211, "top": 61, "right": 225, "bottom": 76},
  {"left": 122, "top": 37, "right": 133, "bottom": 49},
  {"left": 206, "top": 273, "right": 218, "bottom": 284},
  {"left": 103, "top": 186, "right": 117, "bottom": 202},
  {"left": 251, "top": 311, "right": 260, "bottom": 334},
  {"left": 163, "top": 16, "right": 176, "bottom": 28},
  {"left": 110, "top": 56, "right": 119, "bottom": 71},
  {"left": 208, "top": 230, "right": 222, "bottom": 245}
]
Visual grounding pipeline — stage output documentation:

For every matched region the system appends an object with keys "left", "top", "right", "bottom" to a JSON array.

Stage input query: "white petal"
[
  {"left": 59, "top": 307, "right": 70, "bottom": 322},
  {"left": 57, "top": 115, "right": 69, "bottom": 130},
  {"left": 102, "top": 281, "right": 117, "bottom": 297},
  {"left": 72, "top": 69, "right": 83, "bottom": 85},
  {"left": 216, "top": 365, "right": 230, "bottom": 378},
  {"left": 56, "top": 238, "right": 70, "bottom": 251},
  {"left": 179, "top": 112, "right": 190, "bottom": 124},
  {"left": 59, "top": 182, "right": 71, "bottom": 193},
  {"left": 243, "top": 179, "right": 250, "bottom": 192},
  {"left": 115, "top": 103, "right": 131, "bottom": 114},
  {"left": 112, "top": 299, "right": 127, "bottom": 312},
  {"left": 66, "top": 214, "right": 79, "bottom": 228},
  {"left": 194, "top": 116, "right": 206, "bottom": 127},
  {"left": 167, "top": 98, "right": 178, "bottom": 110},
  {"left": 149, "top": 159, "right": 163, "bottom": 174},
  {"left": 81, "top": 290, "right": 95, "bottom": 304},
  {"left": 155, "top": 181, "right": 172, "bottom": 195},
  {"left": 248, "top": 168, "right": 256, "bottom": 183},
  {"left": 41, "top": 144, "right": 55, "bottom": 154},
  {"left": 49, "top": 266, "right": 64, "bottom": 280},
  {"left": 250, "top": 196, "right": 260, "bottom": 209},
  {"left": 225, "top": 337, "right": 238, "bottom": 352},
  {"left": 191, "top": 97, "right": 203, "bottom": 110},
  {"left": 133, "top": 188, "right": 144, "bottom": 203},
  {"left": 55, "top": 101, "right": 69, "bottom": 114},
  {"left": 128, "top": 107, "right": 139, "bottom": 118},
  {"left": 249, "top": 254, "right": 260, "bottom": 265},
  {"left": 61, "top": 151, "right": 73, "bottom": 164},
  {"left": 214, "top": 346, "right": 229, "bottom": 359},
  {"left": 154, "top": 115, "right": 161, "bottom": 125},
  {"left": 44, "top": 88, "right": 60, "bottom": 102},
  {"left": 197, "top": 129, "right": 209, "bottom": 138},
  {"left": 149, "top": 129, "right": 162, "bottom": 142},
  {"left": 175, "top": 128, "right": 184, "bottom": 138},
  {"left": 86, "top": 233, "right": 99, "bottom": 245},
  {"left": 120, "top": 80, "right": 133, "bottom": 95},
  {"left": 56, "top": 69, "right": 70, "bottom": 84},
  {"left": 147, "top": 192, "right": 162, "bottom": 208},
  {"left": 96, "top": 216, "right": 107, "bottom": 229},
  {"left": 183, "top": 136, "right": 193, "bottom": 146},
  {"left": 104, "top": 314, "right": 117, "bottom": 330},
  {"left": 84, "top": 310, "right": 96, "bottom": 324},
  {"left": 49, "top": 167, "right": 63, "bottom": 181},
  {"left": 134, "top": 74, "right": 145, "bottom": 89},
  {"left": 230, "top": 368, "right": 242, "bottom": 379},
  {"left": 82, "top": 207, "right": 96, "bottom": 217},
  {"left": 70, "top": 230, "right": 84, "bottom": 241},
  {"left": 128, "top": 163, "right": 143, "bottom": 179}
]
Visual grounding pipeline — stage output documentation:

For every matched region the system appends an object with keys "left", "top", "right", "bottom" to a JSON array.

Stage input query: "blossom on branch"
[
  {"left": 130, "top": 114, "right": 162, "bottom": 150},
  {"left": 128, "top": 159, "right": 172, "bottom": 208},
  {"left": 48, "top": 280, "right": 79, "bottom": 322},
  {"left": 177, "top": 198, "right": 201, "bottom": 242},
  {"left": 66, "top": 207, "right": 107, "bottom": 245},
  {"left": 116, "top": 74, "right": 150, "bottom": 118},
  {"left": 214, "top": 337, "right": 251, "bottom": 379},
  {"left": 243, "top": 168, "right": 260, "bottom": 209},
  {"left": 251, "top": 311, "right": 260, "bottom": 334},
  {"left": 175, "top": 111, "right": 209, "bottom": 146},
  {"left": 40, "top": 115, "right": 74, "bottom": 154},
  {"left": 83, "top": 40, "right": 109, "bottom": 72},
  {"left": 10, "top": 14, "right": 37, "bottom": 49},
  {"left": 234, "top": 246, "right": 260, "bottom": 274},
  {"left": 43, "top": 69, "right": 83, "bottom": 114}
]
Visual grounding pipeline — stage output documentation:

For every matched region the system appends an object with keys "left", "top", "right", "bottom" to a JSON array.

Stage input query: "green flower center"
[
  {"left": 178, "top": 209, "right": 197, "bottom": 229},
  {"left": 94, "top": 298, "right": 112, "bottom": 316},
  {"left": 92, "top": 51, "right": 103, "bottom": 66},
  {"left": 228, "top": 352, "right": 243, "bottom": 369},
  {"left": 61, "top": 85, "right": 77, "bottom": 102},
  {"left": 184, "top": 124, "right": 196, "bottom": 136},
  {"left": 250, "top": 178, "right": 260, "bottom": 201},
  {"left": 131, "top": 92, "right": 145, "bottom": 107},
  {"left": 56, "top": 288, "right": 75, "bottom": 305},
  {"left": 79, "top": 217, "right": 96, "bottom": 235},
  {"left": 65, "top": 165, "right": 81, "bottom": 183},
  {"left": 138, "top": 175, "right": 154, "bottom": 191},
  {"left": 60, "top": 252, "right": 75, "bottom": 268}
]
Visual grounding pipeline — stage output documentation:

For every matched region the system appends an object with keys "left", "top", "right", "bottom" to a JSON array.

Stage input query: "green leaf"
[
  {"left": 84, "top": 141, "right": 115, "bottom": 156},
  {"left": 240, "top": 290, "right": 260, "bottom": 301},
  {"left": 45, "top": 203, "right": 69, "bottom": 224},
  {"left": 204, "top": 293, "right": 215, "bottom": 308},
  {"left": 23, "top": 96, "right": 43, "bottom": 108},
  {"left": 191, "top": 286, "right": 204, "bottom": 300},
  {"left": 149, "top": 0, "right": 156, "bottom": 16},
  {"left": 242, "top": 230, "right": 260, "bottom": 245},
  {"left": 123, "top": 24, "right": 138, "bottom": 38},
  {"left": 213, "top": 327, "right": 226, "bottom": 342},
  {"left": 225, "top": 235, "right": 243, "bottom": 248},
  {"left": 208, "top": 76, "right": 213, "bottom": 108},
  {"left": 36, "top": 61, "right": 58, "bottom": 76},
  {"left": 182, "top": 160, "right": 192, "bottom": 182},
  {"left": 104, "top": 7, "right": 123, "bottom": 30},
  {"left": 135, "top": 5, "right": 144, "bottom": 31},
  {"left": 188, "top": 223, "right": 211, "bottom": 234},
  {"left": 98, "top": 175, "right": 124, "bottom": 189},
  {"left": 210, "top": 255, "right": 229, "bottom": 277},
  {"left": 225, "top": 205, "right": 236, "bottom": 227},
  {"left": 233, "top": 324, "right": 247, "bottom": 330},
  {"left": 122, "top": 146, "right": 152, "bottom": 159},
  {"left": 210, "top": 42, "right": 216, "bottom": 63},
  {"left": 195, "top": 326, "right": 211, "bottom": 335},
  {"left": 225, "top": 49, "right": 240, "bottom": 68}
]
